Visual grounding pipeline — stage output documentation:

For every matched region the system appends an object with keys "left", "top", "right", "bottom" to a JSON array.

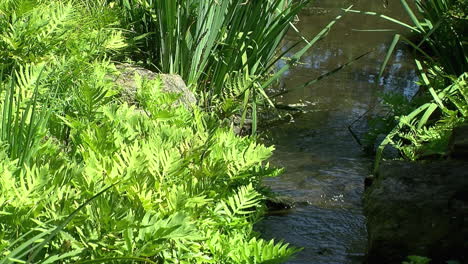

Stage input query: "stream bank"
[{"left": 365, "top": 158, "right": 468, "bottom": 264}]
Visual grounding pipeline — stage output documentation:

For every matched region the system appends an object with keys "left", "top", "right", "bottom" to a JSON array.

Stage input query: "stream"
[{"left": 256, "top": 1, "right": 419, "bottom": 263}]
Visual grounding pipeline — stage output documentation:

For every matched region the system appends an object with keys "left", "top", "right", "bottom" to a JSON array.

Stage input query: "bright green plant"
[
  {"left": 1, "top": 2, "right": 299, "bottom": 263},
  {"left": 0, "top": 64, "right": 49, "bottom": 168},
  {"left": 0, "top": 0, "right": 127, "bottom": 144},
  {"left": 114, "top": 0, "right": 307, "bottom": 87},
  {"left": 1, "top": 79, "right": 296, "bottom": 262},
  {"left": 114, "top": 0, "right": 305, "bottom": 133},
  {"left": 0, "top": 1, "right": 123, "bottom": 71},
  {"left": 375, "top": 72, "right": 467, "bottom": 170}
]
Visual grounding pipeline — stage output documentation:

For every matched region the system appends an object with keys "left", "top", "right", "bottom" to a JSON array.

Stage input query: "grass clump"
[{"left": 112, "top": 0, "right": 325, "bottom": 134}]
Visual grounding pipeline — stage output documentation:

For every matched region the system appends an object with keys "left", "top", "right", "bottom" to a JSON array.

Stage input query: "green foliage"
[
  {"left": 0, "top": 64, "right": 49, "bottom": 167},
  {"left": 413, "top": 0, "right": 467, "bottom": 76},
  {"left": 1, "top": 90, "right": 293, "bottom": 263},
  {"left": 228, "top": 237, "right": 299, "bottom": 264},
  {"left": 0, "top": 0, "right": 127, "bottom": 144},
  {"left": 0, "top": 1, "right": 297, "bottom": 263},
  {"left": 0, "top": 0, "right": 125, "bottom": 72},
  {"left": 351, "top": 0, "right": 467, "bottom": 170},
  {"left": 112, "top": 0, "right": 307, "bottom": 133}
]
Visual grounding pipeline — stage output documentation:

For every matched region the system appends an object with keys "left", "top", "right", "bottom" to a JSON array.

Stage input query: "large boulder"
[
  {"left": 364, "top": 160, "right": 468, "bottom": 264},
  {"left": 114, "top": 63, "right": 196, "bottom": 107}
]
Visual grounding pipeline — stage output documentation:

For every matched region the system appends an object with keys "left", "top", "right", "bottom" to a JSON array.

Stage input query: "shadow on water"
[{"left": 255, "top": 1, "right": 419, "bottom": 263}]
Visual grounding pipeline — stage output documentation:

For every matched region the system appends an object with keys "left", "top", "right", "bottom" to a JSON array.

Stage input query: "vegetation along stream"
[
  {"left": 256, "top": 1, "right": 419, "bottom": 263},
  {"left": 2, "top": 0, "right": 466, "bottom": 263}
]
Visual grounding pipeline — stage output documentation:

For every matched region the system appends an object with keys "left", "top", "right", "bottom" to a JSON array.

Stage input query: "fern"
[
  {"left": 217, "top": 184, "right": 262, "bottom": 218},
  {"left": 229, "top": 237, "right": 300, "bottom": 264},
  {"left": 0, "top": 2, "right": 77, "bottom": 69}
]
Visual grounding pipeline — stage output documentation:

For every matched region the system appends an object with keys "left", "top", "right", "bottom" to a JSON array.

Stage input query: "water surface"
[{"left": 256, "top": 1, "right": 418, "bottom": 263}]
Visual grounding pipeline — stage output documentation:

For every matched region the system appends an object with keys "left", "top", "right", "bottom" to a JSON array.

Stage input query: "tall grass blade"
[
  {"left": 260, "top": 5, "right": 353, "bottom": 91},
  {"left": 344, "top": 9, "right": 419, "bottom": 32},
  {"left": 379, "top": 34, "right": 401, "bottom": 80},
  {"left": 401, "top": 0, "right": 423, "bottom": 31},
  {"left": 272, "top": 51, "right": 372, "bottom": 98}
]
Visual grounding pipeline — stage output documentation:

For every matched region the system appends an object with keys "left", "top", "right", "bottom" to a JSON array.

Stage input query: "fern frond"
[
  {"left": 229, "top": 237, "right": 300, "bottom": 264},
  {"left": 36, "top": 2, "right": 75, "bottom": 41},
  {"left": 217, "top": 184, "right": 262, "bottom": 217},
  {"left": 14, "top": 63, "right": 46, "bottom": 96}
]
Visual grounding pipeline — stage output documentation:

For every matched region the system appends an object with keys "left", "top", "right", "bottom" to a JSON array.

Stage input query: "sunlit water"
[{"left": 255, "top": 1, "right": 419, "bottom": 263}]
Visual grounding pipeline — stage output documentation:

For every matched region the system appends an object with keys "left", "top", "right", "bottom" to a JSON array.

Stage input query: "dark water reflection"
[{"left": 256, "top": 1, "right": 419, "bottom": 263}]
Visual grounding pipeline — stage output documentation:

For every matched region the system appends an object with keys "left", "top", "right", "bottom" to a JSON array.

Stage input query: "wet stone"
[
  {"left": 265, "top": 196, "right": 296, "bottom": 212},
  {"left": 374, "top": 134, "right": 400, "bottom": 160}
]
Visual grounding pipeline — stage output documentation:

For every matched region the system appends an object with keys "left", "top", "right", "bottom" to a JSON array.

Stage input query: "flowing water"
[{"left": 256, "top": 1, "right": 419, "bottom": 263}]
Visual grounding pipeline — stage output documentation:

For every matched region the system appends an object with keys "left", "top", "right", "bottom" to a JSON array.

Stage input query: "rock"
[
  {"left": 364, "top": 160, "right": 468, "bottom": 264},
  {"left": 231, "top": 115, "right": 252, "bottom": 136},
  {"left": 114, "top": 63, "right": 196, "bottom": 107},
  {"left": 450, "top": 123, "right": 468, "bottom": 160}
]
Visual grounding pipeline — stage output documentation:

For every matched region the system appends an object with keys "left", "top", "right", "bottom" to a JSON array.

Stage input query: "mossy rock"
[{"left": 114, "top": 63, "right": 196, "bottom": 108}]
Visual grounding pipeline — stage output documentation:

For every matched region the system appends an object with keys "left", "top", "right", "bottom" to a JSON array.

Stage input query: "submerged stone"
[{"left": 265, "top": 195, "right": 296, "bottom": 213}]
